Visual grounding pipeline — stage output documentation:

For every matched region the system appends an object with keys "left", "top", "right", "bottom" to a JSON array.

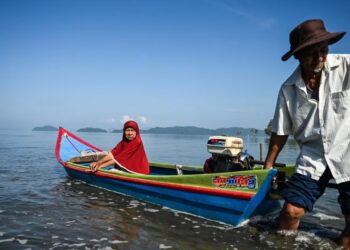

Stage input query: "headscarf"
[{"left": 110, "top": 120, "right": 149, "bottom": 175}]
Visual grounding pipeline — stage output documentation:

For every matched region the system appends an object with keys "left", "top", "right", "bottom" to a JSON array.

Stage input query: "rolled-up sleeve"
[{"left": 272, "top": 88, "right": 292, "bottom": 135}]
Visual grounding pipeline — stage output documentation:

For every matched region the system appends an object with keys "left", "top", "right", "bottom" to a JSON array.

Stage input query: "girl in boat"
[{"left": 90, "top": 120, "right": 150, "bottom": 175}]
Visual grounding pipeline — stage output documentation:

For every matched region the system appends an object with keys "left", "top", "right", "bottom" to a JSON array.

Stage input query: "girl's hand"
[{"left": 90, "top": 162, "right": 99, "bottom": 172}]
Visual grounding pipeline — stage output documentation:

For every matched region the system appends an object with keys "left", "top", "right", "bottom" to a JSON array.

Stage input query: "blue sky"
[{"left": 1, "top": 0, "right": 349, "bottom": 130}]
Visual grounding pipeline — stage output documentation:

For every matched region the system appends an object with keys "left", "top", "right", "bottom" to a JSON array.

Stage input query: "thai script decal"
[{"left": 212, "top": 175, "right": 257, "bottom": 189}]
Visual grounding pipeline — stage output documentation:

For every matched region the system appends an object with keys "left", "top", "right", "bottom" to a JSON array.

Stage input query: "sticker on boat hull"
[{"left": 212, "top": 175, "right": 257, "bottom": 189}]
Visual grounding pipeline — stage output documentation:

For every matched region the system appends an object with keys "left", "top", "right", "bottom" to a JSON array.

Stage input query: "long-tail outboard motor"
[{"left": 204, "top": 136, "right": 255, "bottom": 173}]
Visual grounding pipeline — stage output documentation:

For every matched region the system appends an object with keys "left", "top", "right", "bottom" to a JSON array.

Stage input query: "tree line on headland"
[{"left": 33, "top": 124, "right": 272, "bottom": 136}]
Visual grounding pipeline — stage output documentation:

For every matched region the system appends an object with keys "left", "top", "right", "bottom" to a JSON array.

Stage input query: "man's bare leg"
[
  {"left": 278, "top": 203, "right": 305, "bottom": 231},
  {"left": 339, "top": 214, "right": 350, "bottom": 250}
]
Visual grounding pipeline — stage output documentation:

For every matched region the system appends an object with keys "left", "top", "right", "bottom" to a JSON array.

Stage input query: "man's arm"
[{"left": 264, "top": 132, "right": 289, "bottom": 169}]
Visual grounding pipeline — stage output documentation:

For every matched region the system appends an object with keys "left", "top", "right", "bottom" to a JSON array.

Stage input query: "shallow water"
[{"left": 0, "top": 130, "right": 344, "bottom": 249}]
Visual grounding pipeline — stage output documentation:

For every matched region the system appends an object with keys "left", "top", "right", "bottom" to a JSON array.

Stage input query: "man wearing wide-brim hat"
[{"left": 264, "top": 19, "right": 350, "bottom": 248}]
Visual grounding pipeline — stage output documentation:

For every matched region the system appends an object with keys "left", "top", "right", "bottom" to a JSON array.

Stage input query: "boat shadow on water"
[
  {"left": 49, "top": 177, "right": 262, "bottom": 249},
  {"left": 50, "top": 177, "right": 343, "bottom": 250}
]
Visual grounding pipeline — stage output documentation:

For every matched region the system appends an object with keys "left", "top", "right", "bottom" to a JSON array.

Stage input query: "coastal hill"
[
  {"left": 32, "top": 125, "right": 58, "bottom": 131},
  {"left": 112, "top": 126, "right": 264, "bottom": 136},
  {"left": 32, "top": 125, "right": 264, "bottom": 136},
  {"left": 77, "top": 127, "right": 108, "bottom": 133}
]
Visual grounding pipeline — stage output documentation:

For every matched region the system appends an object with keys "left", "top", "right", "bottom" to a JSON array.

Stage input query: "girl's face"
[{"left": 124, "top": 127, "right": 137, "bottom": 141}]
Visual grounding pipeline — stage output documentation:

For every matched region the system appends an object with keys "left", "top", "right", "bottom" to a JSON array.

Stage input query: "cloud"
[
  {"left": 138, "top": 116, "right": 147, "bottom": 124},
  {"left": 257, "top": 18, "right": 277, "bottom": 30},
  {"left": 121, "top": 115, "right": 133, "bottom": 124},
  {"left": 120, "top": 115, "right": 148, "bottom": 125},
  {"left": 206, "top": 0, "right": 276, "bottom": 30}
]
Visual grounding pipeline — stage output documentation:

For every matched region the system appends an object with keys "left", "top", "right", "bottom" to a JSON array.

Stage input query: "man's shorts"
[{"left": 282, "top": 167, "right": 350, "bottom": 214}]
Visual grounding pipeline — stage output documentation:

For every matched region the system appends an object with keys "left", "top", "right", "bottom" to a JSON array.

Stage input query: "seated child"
[{"left": 90, "top": 120, "right": 149, "bottom": 175}]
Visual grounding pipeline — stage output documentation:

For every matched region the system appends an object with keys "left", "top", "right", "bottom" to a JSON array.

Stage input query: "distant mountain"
[
  {"left": 77, "top": 127, "right": 107, "bottom": 133},
  {"left": 143, "top": 126, "right": 264, "bottom": 136},
  {"left": 111, "top": 129, "right": 123, "bottom": 133},
  {"left": 112, "top": 126, "right": 264, "bottom": 136},
  {"left": 32, "top": 125, "right": 58, "bottom": 131},
  {"left": 144, "top": 126, "right": 212, "bottom": 135}
]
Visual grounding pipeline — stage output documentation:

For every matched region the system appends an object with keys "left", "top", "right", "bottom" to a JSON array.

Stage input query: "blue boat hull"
[{"left": 64, "top": 166, "right": 280, "bottom": 225}]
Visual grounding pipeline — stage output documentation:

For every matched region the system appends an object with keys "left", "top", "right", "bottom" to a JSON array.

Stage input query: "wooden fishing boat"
[{"left": 55, "top": 127, "right": 291, "bottom": 226}]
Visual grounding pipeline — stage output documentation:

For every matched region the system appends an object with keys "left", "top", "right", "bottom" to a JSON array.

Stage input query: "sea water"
[{"left": 0, "top": 130, "right": 343, "bottom": 249}]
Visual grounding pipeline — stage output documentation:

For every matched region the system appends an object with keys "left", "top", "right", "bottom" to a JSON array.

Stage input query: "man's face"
[{"left": 295, "top": 42, "right": 329, "bottom": 74}]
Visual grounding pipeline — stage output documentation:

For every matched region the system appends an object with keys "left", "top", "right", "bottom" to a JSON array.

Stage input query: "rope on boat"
[{"left": 64, "top": 133, "right": 81, "bottom": 154}]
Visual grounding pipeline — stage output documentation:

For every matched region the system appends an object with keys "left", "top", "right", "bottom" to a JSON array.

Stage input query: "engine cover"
[{"left": 207, "top": 136, "right": 243, "bottom": 157}]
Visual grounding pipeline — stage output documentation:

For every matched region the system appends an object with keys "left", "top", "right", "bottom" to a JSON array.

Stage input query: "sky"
[{"left": 1, "top": 0, "right": 349, "bottom": 131}]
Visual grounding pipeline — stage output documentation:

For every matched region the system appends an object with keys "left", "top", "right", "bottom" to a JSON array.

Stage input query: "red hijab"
[{"left": 110, "top": 120, "right": 149, "bottom": 175}]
